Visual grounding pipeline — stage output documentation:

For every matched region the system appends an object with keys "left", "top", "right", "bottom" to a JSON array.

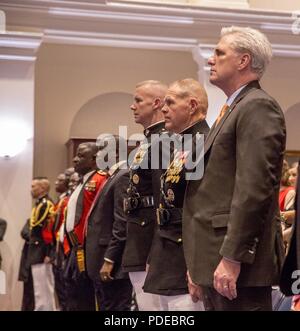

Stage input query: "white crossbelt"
[{"left": 65, "top": 170, "right": 94, "bottom": 233}]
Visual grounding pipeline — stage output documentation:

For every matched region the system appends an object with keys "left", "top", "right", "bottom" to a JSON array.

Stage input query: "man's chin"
[
  {"left": 164, "top": 123, "right": 172, "bottom": 131},
  {"left": 209, "top": 77, "right": 217, "bottom": 85}
]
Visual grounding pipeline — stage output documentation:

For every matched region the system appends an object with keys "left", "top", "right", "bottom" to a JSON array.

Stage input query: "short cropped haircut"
[
  {"left": 169, "top": 78, "right": 208, "bottom": 115},
  {"left": 136, "top": 80, "right": 168, "bottom": 102}
]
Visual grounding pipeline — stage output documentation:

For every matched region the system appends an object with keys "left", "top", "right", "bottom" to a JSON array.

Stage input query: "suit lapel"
[
  {"left": 205, "top": 105, "right": 235, "bottom": 154},
  {"left": 88, "top": 168, "right": 121, "bottom": 216},
  {"left": 204, "top": 81, "right": 261, "bottom": 155}
]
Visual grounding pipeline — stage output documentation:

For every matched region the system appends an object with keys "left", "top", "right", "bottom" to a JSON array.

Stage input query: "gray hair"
[
  {"left": 135, "top": 80, "right": 168, "bottom": 104},
  {"left": 169, "top": 78, "right": 208, "bottom": 116},
  {"left": 221, "top": 26, "right": 273, "bottom": 78},
  {"left": 136, "top": 80, "right": 167, "bottom": 89}
]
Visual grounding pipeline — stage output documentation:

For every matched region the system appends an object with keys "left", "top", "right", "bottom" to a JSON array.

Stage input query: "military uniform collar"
[
  {"left": 180, "top": 119, "right": 207, "bottom": 136},
  {"left": 59, "top": 192, "right": 67, "bottom": 200},
  {"left": 108, "top": 160, "right": 127, "bottom": 176},
  {"left": 36, "top": 194, "right": 49, "bottom": 204},
  {"left": 144, "top": 120, "right": 165, "bottom": 137},
  {"left": 83, "top": 170, "right": 96, "bottom": 183}
]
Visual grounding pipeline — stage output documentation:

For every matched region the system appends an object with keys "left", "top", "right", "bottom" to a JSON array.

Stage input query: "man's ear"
[
  {"left": 190, "top": 98, "right": 198, "bottom": 115},
  {"left": 238, "top": 53, "right": 251, "bottom": 71},
  {"left": 152, "top": 97, "right": 161, "bottom": 110}
]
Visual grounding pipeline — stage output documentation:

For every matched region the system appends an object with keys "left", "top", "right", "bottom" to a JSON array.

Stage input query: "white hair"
[{"left": 221, "top": 26, "right": 273, "bottom": 78}]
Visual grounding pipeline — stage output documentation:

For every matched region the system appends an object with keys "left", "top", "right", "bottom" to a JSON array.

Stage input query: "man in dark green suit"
[{"left": 183, "top": 26, "right": 286, "bottom": 311}]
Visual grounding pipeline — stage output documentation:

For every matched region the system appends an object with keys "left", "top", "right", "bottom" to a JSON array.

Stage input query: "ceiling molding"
[
  {"left": 0, "top": 31, "right": 43, "bottom": 61},
  {"left": 0, "top": 0, "right": 299, "bottom": 58},
  {"left": 43, "top": 29, "right": 197, "bottom": 51}
]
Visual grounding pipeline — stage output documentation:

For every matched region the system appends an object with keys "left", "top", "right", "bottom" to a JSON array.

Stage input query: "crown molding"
[
  {"left": 43, "top": 29, "right": 198, "bottom": 51},
  {"left": 200, "top": 0, "right": 249, "bottom": 9},
  {"left": 0, "top": 0, "right": 299, "bottom": 58},
  {"left": 0, "top": 31, "right": 43, "bottom": 61}
]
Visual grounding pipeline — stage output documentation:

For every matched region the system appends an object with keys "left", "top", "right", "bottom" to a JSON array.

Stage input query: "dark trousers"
[
  {"left": 21, "top": 271, "right": 34, "bottom": 311},
  {"left": 94, "top": 278, "right": 133, "bottom": 311},
  {"left": 63, "top": 248, "right": 96, "bottom": 311},
  {"left": 53, "top": 264, "right": 67, "bottom": 311},
  {"left": 202, "top": 286, "right": 272, "bottom": 311},
  {"left": 64, "top": 273, "right": 95, "bottom": 311}
]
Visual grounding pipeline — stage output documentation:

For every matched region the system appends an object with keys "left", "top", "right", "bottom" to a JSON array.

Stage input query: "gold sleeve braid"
[{"left": 30, "top": 200, "right": 54, "bottom": 229}]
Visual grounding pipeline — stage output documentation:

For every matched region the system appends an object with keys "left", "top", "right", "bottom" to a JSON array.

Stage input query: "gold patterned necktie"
[{"left": 215, "top": 104, "right": 230, "bottom": 126}]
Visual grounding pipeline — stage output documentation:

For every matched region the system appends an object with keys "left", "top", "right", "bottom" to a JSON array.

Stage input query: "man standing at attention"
[
  {"left": 64, "top": 142, "right": 107, "bottom": 310},
  {"left": 121, "top": 80, "right": 167, "bottom": 310},
  {"left": 27, "top": 177, "right": 55, "bottom": 310},
  {"left": 143, "top": 78, "right": 209, "bottom": 310},
  {"left": 183, "top": 26, "right": 286, "bottom": 311}
]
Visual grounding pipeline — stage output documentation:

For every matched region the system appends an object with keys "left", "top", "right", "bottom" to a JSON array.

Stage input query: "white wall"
[{"left": 0, "top": 61, "right": 34, "bottom": 311}]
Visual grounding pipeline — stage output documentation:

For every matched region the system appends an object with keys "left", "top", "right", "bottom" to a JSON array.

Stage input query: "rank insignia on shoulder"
[
  {"left": 85, "top": 180, "right": 96, "bottom": 192},
  {"left": 132, "top": 174, "right": 140, "bottom": 185}
]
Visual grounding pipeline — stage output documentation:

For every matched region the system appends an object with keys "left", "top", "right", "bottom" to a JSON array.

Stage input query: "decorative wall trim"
[
  {"left": 44, "top": 29, "right": 198, "bottom": 51},
  {"left": 0, "top": 32, "right": 43, "bottom": 61},
  {"left": 200, "top": 0, "right": 249, "bottom": 10},
  {"left": 0, "top": 0, "right": 299, "bottom": 57}
]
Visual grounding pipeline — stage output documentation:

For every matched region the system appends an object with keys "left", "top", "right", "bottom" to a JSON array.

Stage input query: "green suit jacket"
[{"left": 183, "top": 81, "right": 286, "bottom": 287}]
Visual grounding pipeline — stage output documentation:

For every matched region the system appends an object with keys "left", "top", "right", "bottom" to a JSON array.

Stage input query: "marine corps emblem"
[
  {"left": 166, "top": 189, "right": 175, "bottom": 202},
  {"left": 132, "top": 174, "right": 140, "bottom": 185},
  {"left": 132, "top": 143, "right": 150, "bottom": 166}
]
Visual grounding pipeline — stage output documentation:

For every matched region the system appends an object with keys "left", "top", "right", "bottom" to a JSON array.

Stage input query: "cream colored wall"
[
  {"left": 0, "top": 61, "right": 34, "bottom": 311},
  {"left": 285, "top": 103, "right": 300, "bottom": 151},
  {"left": 110, "top": 0, "right": 300, "bottom": 11},
  {"left": 34, "top": 44, "right": 198, "bottom": 195},
  {"left": 70, "top": 92, "right": 138, "bottom": 139},
  {"left": 249, "top": 0, "right": 300, "bottom": 11},
  {"left": 262, "top": 57, "right": 300, "bottom": 111},
  {"left": 115, "top": 0, "right": 300, "bottom": 11},
  {"left": 261, "top": 56, "right": 300, "bottom": 151}
]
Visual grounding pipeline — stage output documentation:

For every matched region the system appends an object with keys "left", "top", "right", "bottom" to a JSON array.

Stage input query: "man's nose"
[
  {"left": 130, "top": 104, "right": 136, "bottom": 111},
  {"left": 73, "top": 156, "right": 79, "bottom": 164},
  {"left": 208, "top": 56, "right": 215, "bottom": 66}
]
